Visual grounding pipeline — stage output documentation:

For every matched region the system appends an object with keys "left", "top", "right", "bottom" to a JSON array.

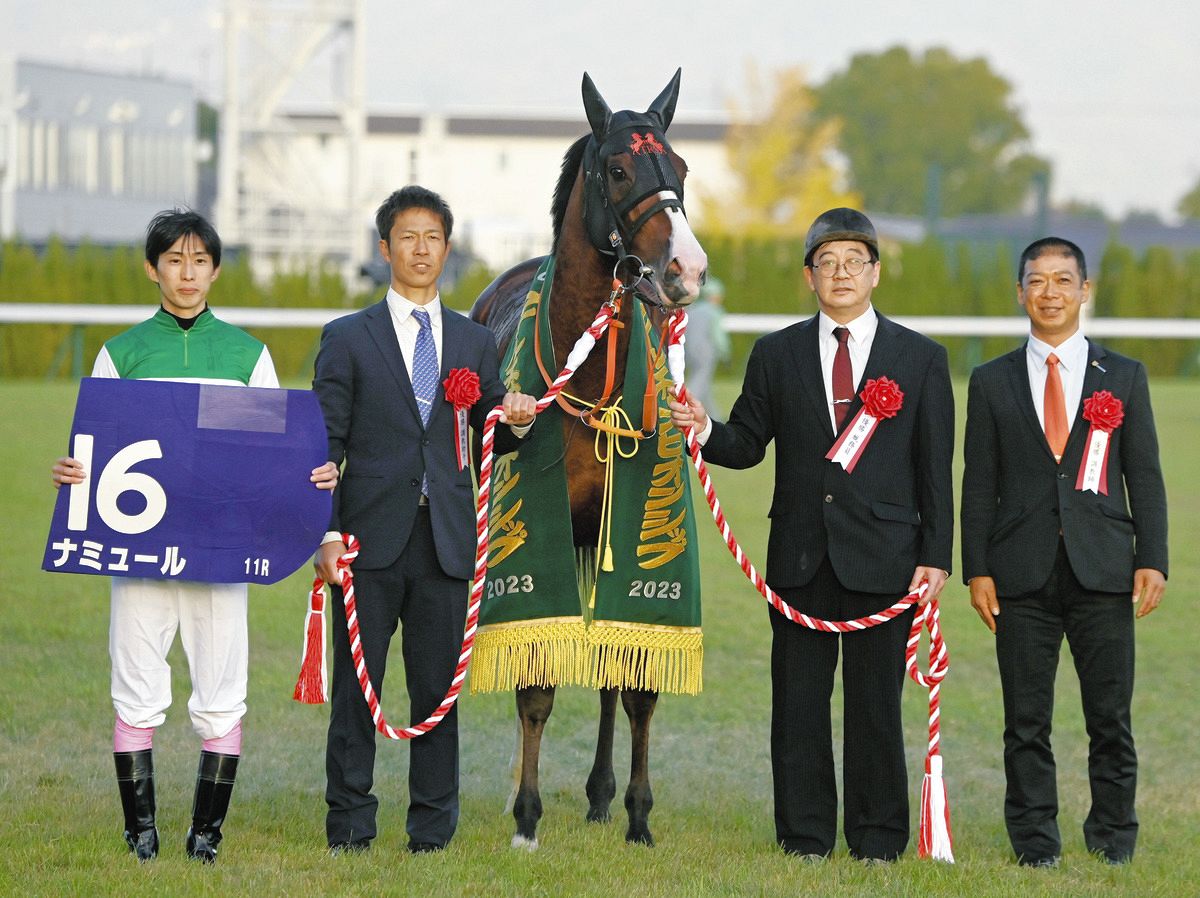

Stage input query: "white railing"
[{"left": 3, "top": 304, "right": 1200, "bottom": 339}]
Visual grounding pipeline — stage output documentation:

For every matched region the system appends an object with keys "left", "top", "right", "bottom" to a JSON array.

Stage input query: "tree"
[
  {"left": 1175, "top": 176, "right": 1200, "bottom": 220},
  {"left": 815, "top": 46, "right": 1050, "bottom": 217},
  {"left": 1056, "top": 199, "right": 1109, "bottom": 222},
  {"left": 700, "top": 66, "right": 859, "bottom": 237}
]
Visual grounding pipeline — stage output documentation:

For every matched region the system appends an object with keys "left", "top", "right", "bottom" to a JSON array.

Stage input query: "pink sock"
[
  {"left": 113, "top": 715, "right": 154, "bottom": 752},
  {"left": 202, "top": 720, "right": 243, "bottom": 755}
]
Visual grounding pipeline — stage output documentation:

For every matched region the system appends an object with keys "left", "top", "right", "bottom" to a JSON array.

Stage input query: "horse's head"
[{"left": 578, "top": 69, "right": 707, "bottom": 310}]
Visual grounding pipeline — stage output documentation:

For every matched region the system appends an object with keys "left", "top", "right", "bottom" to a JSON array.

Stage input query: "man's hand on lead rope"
[
  {"left": 911, "top": 565, "right": 948, "bottom": 606},
  {"left": 316, "top": 539, "right": 346, "bottom": 585},
  {"left": 669, "top": 395, "right": 708, "bottom": 433}
]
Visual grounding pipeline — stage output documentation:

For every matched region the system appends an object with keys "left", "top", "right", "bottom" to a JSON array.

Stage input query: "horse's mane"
[{"left": 551, "top": 134, "right": 590, "bottom": 250}]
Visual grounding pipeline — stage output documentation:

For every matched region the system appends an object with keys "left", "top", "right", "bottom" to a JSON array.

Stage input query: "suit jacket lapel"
[
  {"left": 1005, "top": 342, "right": 1057, "bottom": 462},
  {"left": 857, "top": 312, "right": 902, "bottom": 404},
  {"left": 364, "top": 297, "right": 421, "bottom": 424},
  {"left": 787, "top": 316, "right": 833, "bottom": 440},
  {"left": 431, "top": 309, "right": 470, "bottom": 428},
  {"left": 1066, "top": 339, "right": 1108, "bottom": 455}
]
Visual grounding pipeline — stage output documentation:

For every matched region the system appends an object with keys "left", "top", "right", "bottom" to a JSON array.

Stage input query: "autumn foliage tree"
[{"left": 700, "top": 66, "right": 859, "bottom": 237}]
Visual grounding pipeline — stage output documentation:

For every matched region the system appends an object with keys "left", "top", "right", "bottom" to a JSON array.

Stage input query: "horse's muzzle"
[{"left": 660, "top": 260, "right": 706, "bottom": 308}]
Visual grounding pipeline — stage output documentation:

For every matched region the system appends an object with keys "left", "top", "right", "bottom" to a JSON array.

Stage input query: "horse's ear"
[
  {"left": 646, "top": 67, "right": 681, "bottom": 131},
  {"left": 581, "top": 72, "right": 612, "bottom": 141}
]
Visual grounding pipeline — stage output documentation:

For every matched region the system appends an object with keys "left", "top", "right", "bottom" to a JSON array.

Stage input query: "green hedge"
[
  {"left": 703, "top": 234, "right": 1199, "bottom": 377},
  {"left": 2, "top": 236, "right": 1196, "bottom": 379}
]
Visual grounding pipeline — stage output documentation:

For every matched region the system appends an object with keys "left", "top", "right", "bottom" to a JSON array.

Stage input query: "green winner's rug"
[{"left": 471, "top": 256, "right": 702, "bottom": 695}]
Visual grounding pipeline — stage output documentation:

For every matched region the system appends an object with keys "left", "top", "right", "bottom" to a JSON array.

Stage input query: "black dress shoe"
[
  {"left": 408, "top": 841, "right": 444, "bottom": 854},
  {"left": 1018, "top": 855, "right": 1061, "bottom": 868},
  {"left": 329, "top": 838, "right": 372, "bottom": 856}
]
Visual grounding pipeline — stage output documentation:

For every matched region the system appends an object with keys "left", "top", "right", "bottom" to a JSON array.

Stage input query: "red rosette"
[
  {"left": 827, "top": 376, "right": 904, "bottom": 472},
  {"left": 443, "top": 368, "right": 480, "bottom": 471},
  {"left": 443, "top": 367, "right": 481, "bottom": 411},
  {"left": 860, "top": 376, "right": 904, "bottom": 420},
  {"left": 1082, "top": 390, "right": 1124, "bottom": 432}
]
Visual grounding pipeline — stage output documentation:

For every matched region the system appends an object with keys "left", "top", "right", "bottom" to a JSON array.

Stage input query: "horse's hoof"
[
  {"left": 585, "top": 808, "right": 612, "bottom": 824},
  {"left": 511, "top": 834, "right": 539, "bottom": 852},
  {"left": 625, "top": 829, "right": 655, "bottom": 847}
]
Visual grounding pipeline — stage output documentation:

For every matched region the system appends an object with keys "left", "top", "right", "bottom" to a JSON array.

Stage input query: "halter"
[
  {"left": 547, "top": 70, "right": 686, "bottom": 436},
  {"left": 581, "top": 120, "right": 686, "bottom": 312}
]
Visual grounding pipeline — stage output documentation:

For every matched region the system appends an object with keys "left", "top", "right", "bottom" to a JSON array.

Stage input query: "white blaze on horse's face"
[{"left": 656, "top": 194, "right": 706, "bottom": 308}]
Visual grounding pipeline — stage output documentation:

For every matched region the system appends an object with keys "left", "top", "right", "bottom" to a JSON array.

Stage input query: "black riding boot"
[
  {"left": 185, "top": 750, "right": 239, "bottom": 863},
  {"left": 114, "top": 750, "right": 158, "bottom": 861}
]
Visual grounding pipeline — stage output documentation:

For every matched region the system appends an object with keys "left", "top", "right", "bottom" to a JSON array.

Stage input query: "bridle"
[{"left": 580, "top": 123, "right": 686, "bottom": 314}]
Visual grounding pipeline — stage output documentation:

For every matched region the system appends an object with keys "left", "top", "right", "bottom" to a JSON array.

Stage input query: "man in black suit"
[
  {"left": 670, "top": 208, "right": 954, "bottom": 862},
  {"left": 313, "top": 186, "right": 536, "bottom": 854},
  {"left": 961, "top": 237, "right": 1167, "bottom": 867}
]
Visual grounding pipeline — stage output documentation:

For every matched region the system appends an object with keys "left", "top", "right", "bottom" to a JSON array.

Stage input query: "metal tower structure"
[{"left": 217, "top": 0, "right": 365, "bottom": 282}]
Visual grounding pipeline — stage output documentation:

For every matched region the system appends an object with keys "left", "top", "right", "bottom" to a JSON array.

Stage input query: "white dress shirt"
[
  {"left": 818, "top": 306, "right": 878, "bottom": 433},
  {"left": 1025, "top": 329, "right": 1088, "bottom": 430},
  {"left": 387, "top": 287, "right": 444, "bottom": 373}
]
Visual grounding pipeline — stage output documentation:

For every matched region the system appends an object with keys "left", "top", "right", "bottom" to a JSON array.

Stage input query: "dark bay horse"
[{"left": 470, "top": 69, "right": 707, "bottom": 849}]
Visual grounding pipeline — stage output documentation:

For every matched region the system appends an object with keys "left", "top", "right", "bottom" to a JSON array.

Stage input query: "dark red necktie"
[{"left": 832, "top": 326, "right": 853, "bottom": 432}]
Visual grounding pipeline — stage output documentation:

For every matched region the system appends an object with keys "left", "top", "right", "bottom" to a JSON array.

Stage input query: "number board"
[{"left": 43, "top": 378, "right": 332, "bottom": 585}]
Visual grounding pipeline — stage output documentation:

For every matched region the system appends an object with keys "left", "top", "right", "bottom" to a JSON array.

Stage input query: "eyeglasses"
[{"left": 812, "top": 257, "right": 874, "bottom": 277}]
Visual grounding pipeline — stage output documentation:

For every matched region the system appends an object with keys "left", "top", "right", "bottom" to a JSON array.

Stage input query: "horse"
[{"left": 469, "top": 69, "right": 707, "bottom": 849}]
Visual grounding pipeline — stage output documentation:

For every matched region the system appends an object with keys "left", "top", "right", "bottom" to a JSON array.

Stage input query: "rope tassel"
[
  {"left": 292, "top": 579, "right": 328, "bottom": 704},
  {"left": 919, "top": 755, "right": 954, "bottom": 861}
]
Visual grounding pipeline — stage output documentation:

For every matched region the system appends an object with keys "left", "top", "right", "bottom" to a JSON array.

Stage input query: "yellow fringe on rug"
[
  {"left": 470, "top": 619, "right": 590, "bottom": 693},
  {"left": 587, "top": 622, "right": 704, "bottom": 695}
]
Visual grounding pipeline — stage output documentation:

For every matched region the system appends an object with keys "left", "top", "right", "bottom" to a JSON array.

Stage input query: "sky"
[{"left": 4, "top": 0, "right": 1199, "bottom": 222}]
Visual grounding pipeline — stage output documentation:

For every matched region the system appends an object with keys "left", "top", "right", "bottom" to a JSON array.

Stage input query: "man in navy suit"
[
  {"left": 961, "top": 237, "right": 1167, "bottom": 867},
  {"left": 670, "top": 208, "right": 954, "bottom": 862},
  {"left": 314, "top": 186, "right": 536, "bottom": 854}
]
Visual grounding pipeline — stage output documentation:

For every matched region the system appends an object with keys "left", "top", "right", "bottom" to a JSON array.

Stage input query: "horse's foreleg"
[
  {"left": 513, "top": 685, "right": 555, "bottom": 850},
  {"left": 585, "top": 687, "right": 619, "bottom": 823},
  {"left": 622, "top": 688, "right": 658, "bottom": 846}
]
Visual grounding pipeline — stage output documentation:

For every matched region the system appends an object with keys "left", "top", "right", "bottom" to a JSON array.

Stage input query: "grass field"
[{"left": 1, "top": 377, "right": 1197, "bottom": 897}]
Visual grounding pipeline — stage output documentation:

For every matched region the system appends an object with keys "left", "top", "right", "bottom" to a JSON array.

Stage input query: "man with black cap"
[{"left": 671, "top": 208, "right": 954, "bottom": 862}]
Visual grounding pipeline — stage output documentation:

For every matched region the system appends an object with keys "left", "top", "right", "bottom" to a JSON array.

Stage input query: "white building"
[
  {"left": 249, "top": 109, "right": 732, "bottom": 276},
  {"left": 0, "top": 55, "right": 733, "bottom": 278},
  {"left": 0, "top": 58, "right": 197, "bottom": 243}
]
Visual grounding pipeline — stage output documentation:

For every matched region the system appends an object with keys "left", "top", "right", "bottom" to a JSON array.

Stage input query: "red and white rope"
[{"left": 311, "top": 298, "right": 621, "bottom": 739}]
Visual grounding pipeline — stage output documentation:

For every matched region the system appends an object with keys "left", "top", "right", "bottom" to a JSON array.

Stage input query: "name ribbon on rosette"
[
  {"left": 1076, "top": 389, "right": 1124, "bottom": 495},
  {"left": 825, "top": 376, "right": 904, "bottom": 472},
  {"left": 444, "top": 367, "right": 482, "bottom": 471}
]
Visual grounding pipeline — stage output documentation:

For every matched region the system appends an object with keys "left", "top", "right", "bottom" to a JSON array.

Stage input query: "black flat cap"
[{"left": 804, "top": 207, "right": 878, "bottom": 265}]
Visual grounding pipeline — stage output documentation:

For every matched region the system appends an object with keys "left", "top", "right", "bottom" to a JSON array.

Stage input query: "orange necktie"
[{"left": 1044, "top": 353, "right": 1069, "bottom": 462}]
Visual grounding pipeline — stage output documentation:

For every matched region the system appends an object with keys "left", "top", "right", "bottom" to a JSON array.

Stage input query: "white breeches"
[{"left": 109, "top": 577, "right": 248, "bottom": 741}]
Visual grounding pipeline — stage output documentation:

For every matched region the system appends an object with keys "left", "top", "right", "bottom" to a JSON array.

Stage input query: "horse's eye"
[{"left": 608, "top": 166, "right": 627, "bottom": 182}]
